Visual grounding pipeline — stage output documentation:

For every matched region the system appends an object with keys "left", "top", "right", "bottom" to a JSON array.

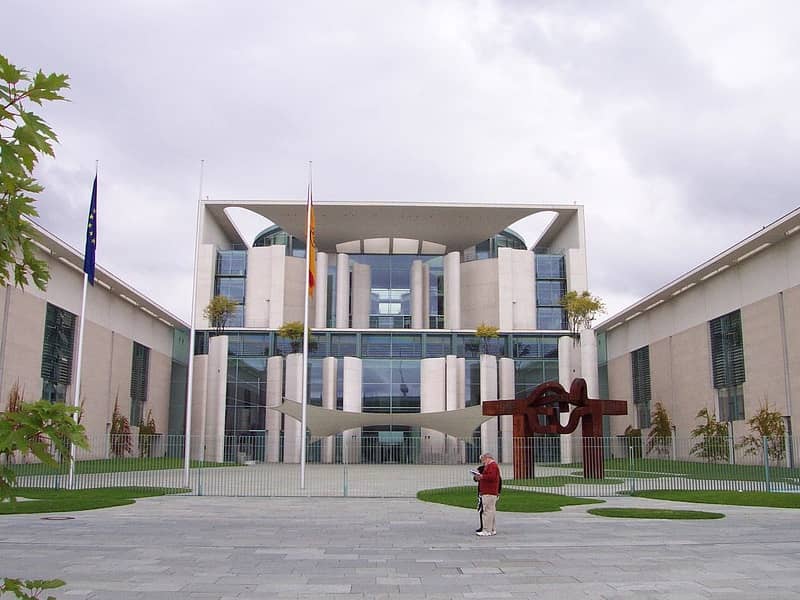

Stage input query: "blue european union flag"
[{"left": 83, "top": 175, "right": 97, "bottom": 285}]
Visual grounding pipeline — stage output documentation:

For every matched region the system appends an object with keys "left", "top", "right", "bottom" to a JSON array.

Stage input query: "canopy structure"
[{"left": 270, "top": 400, "right": 492, "bottom": 440}]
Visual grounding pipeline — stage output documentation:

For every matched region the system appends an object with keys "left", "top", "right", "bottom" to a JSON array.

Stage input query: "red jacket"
[{"left": 478, "top": 460, "right": 500, "bottom": 495}]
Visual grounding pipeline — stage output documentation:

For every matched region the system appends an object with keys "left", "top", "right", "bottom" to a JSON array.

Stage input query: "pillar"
[
  {"left": 336, "top": 253, "right": 350, "bottom": 328},
  {"left": 411, "top": 260, "right": 425, "bottom": 329},
  {"left": 190, "top": 355, "right": 208, "bottom": 461},
  {"left": 265, "top": 355, "right": 283, "bottom": 463},
  {"left": 351, "top": 262, "right": 371, "bottom": 329},
  {"left": 204, "top": 335, "right": 228, "bottom": 463},
  {"left": 314, "top": 251, "right": 329, "bottom": 328},
  {"left": 321, "top": 356, "right": 337, "bottom": 463},
  {"left": 444, "top": 251, "right": 461, "bottom": 329},
  {"left": 420, "top": 357, "right": 446, "bottom": 463},
  {"left": 558, "top": 335, "right": 575, "bottom": 464},
  {"left": 480, "top": 353, "right": 498, "bottom": 456},
  {"left": 283, "top": 353, "right": 303, "bottom": 463},
  {"left": 342, "top": 356, "right": 362, "bottom": 463},
  {"left": 499, "top": 357, "right": 515, "bottom": 464}
]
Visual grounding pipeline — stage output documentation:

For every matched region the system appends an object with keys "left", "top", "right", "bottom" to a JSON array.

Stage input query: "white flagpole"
[
  {"left": 183, "top": 160, "right": 205, "bottom": 488},
  {"left": 67, "top": 272, "right": 89, "bottom": 489},
  {"left": 300, "top": 162, "right": 313, "bottom": 489},
  {"left": 68, "top": 162, "right": 97, "bottom": 489}
]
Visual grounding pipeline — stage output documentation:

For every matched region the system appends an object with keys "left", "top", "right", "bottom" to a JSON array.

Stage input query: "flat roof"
[
  {"left": 597, "top": 206, "right": 800, "bottom": 332},
  {"left": 203, "top": 200, "right": 582, "bottom": 253}
]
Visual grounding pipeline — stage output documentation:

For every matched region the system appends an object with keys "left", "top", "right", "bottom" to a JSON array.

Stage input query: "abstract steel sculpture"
[{"left": 482, "top": 378, "right": 627, "bottom": 479}]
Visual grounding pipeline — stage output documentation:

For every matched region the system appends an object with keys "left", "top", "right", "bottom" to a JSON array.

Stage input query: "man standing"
[{"left": 475, "top": 452, "right": 500, "bottom": 536}]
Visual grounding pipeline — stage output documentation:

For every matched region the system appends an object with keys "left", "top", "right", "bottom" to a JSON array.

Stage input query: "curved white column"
[
  {"left": 580, "top": 328, "right": 599, "bottom": 398},
  {"left": 314, "top": 251, "right": 329, "bottom": 328},
  {"left": 342, "top": 356, "right": 362, "bottom": 463},
  {"left": 499, "top": 357, "right": 515, "bottom": 464},
  {"left": 190, "top": 355, "right": 208, "bottom": 461},
  {"left": 558, "top": 335, "right": 575, "bottom": 464},
  {"left": 204, "top": 335, "right": 229, "bottom": 463},
  {"left": 351, "top": 263, "right": 371, "bottom": 329},
  {"left": 335, "top": 254, "right": 350, "bottom": 328},
  {"left": 445, "top": 355, "right": 466, "bottom": 460},
  {"left": 420, "top": 357, "right": 446, "bottom": 463},
  {"left": 321, "top": 356, "right": 337, "bottom": 463},
  {"left": 444, "top": 251, "right": 461, "bottom": 330},
  {"left": 265, "top": 355, "right": 283, "bottom": 463},
  {"left": 480, "top": 354, "right": 498, "bottom": 456},
  {"left": 411, "top": 260, "right": 424, "bottom": 329},
  {"left": 283, "top": 353, "right": 303, "bottom": 463}
]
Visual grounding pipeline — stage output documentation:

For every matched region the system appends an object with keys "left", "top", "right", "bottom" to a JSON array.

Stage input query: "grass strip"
[
  {"left": 9, "top": 457, "right": 233, "bottom": 476},
  {"left": 634, "top": 489, "right": 800, "bottom": 508},
  {"left": 0, "top": 486, "right": 189, "bottom": 515},
  {"left": 587, "top": 507, "right": 724, "bottom": 519},
  {"left": 417, "top": 486, "right": 602, "bottom": 512},
  {"left": 509, "top": 476, "right": 624, "bottom": 487}
]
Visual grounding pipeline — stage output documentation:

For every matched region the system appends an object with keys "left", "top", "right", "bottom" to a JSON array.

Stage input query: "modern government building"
[
  {"left": 188, "top": 201, "right": 598, "bottom": 464},
  {"left": 5, "top": 201, "right": 798, "bottom": 467}
]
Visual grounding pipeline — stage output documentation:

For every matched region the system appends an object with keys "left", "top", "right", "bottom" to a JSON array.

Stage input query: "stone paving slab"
[{"left": 2, "top": 494, "right": 800, "bottom": 598}]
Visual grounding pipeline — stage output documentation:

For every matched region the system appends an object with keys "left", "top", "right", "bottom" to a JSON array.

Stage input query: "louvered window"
[
  {"left": 710, "top": 310, "right": 746, "bottom": 420},
  {"left": 631, "top": 346, "right": 651, "bottom": 428},
  {"left": 130, "top": 342, "right": 150, "bottom": 424},
  {"left": 41, "top": 303, "right": 76, "bottom": 403},
  {"left": 709, "top": 310, "right": 746, "bottom": 388}
]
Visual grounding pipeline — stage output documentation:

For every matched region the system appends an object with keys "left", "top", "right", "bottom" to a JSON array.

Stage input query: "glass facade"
[
  {"left": 535, "top": 254, "right": 567, "bottom": 330},
  {"left": 349, "top": 254, "right": 444, "bottom": 329},
  {"left": 214, "top": 250, "right": 246, "bottom": 328},
  {"left": 212, "top": 331, "right": 560, "bottom": 441},
  {"left": 130, "top": 342, "right": 150, "bottom": 425}
]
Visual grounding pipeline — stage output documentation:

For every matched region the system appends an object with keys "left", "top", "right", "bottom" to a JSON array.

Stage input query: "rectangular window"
[
  {"left": 710, "top": 310, "right": 746, "bottom": 421},
  {"left": 718, "top": 384, "right": 745, "bottom": 422},
  {"left": 130, "top": 342, "right": 150, "bottom": 425},
  {"left": 709, "top": 310, "right": 746, "bottom": 388},
  {"left": 41, "top": 303, "right": 76, "bottom": 403},
  {"left": 631, "top": 346, "right": 651, "bottom": 428}
]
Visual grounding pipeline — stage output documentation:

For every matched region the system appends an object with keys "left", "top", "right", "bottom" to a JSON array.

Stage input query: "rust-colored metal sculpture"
[{"left": 482, "top": 378, "right": 627, "bottom": 479}]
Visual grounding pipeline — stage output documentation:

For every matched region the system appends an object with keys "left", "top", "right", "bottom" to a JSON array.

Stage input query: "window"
[
  {"left": 130, "top": 342, "right": 150, "bottom": 425},
  {"left": 41, "top": 303, "right": 76, "bottom": 403},
  {"left": 535, "top": 254, "right": 567, "bottom": 330},
  {"left": 710, "top": 310, "right": 746, "bottom": 420},
  {"left": 631, "top": 346, "right": 651, "bottom": 428},
  {"left": 214, "top": 249, "right": 246, "bottom": 327}
]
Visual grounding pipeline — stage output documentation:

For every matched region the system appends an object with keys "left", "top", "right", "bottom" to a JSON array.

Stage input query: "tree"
[
  {"left": 737, "top": 400, "right": 786, "bottom": 463},
  {"left": 475, "top": 323, "right": 500, "bottom": 355},
  {"left": 0, "top": 399, "right": 88, "bottom": 502},
  {"left": 560, "top": 290, "right": 606, "bottom": 335},
  {"left": 690, "top": 408, "right": 730, "bottom": 463},
  {"left": 0, "top": 54, "right": 69, "bottom": 291},
  {"left": 137, "top": 409, "right": 157, "bottom": 458},
  {"left": 203, "top": 295, "right": 238, "bottom": 334},
  {"left": 109, "top": 396, "right": 131, "bottom": 458},
  {"left": 646, "top": 402, "right": 673, "bottom": 457},
  {"left": 278, "top": 321, "right": 305, "bottom": 353}
]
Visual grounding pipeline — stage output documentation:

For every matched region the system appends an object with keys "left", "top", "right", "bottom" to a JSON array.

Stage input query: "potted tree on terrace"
[{"left": 203, "top": 295, "right": 239, "bottom": 334}]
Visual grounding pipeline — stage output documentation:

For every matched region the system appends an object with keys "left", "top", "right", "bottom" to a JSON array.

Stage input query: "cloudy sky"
[{"left": 6, "top": 0, "right": 799, "bottom": 323}]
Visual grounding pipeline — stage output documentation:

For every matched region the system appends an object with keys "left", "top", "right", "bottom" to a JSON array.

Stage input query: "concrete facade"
[
  {"left": 598, "top": 208, "right": 800, "bottom": 461},
  {"left": 0, "top": 222, "right": 187, "bottom": 457},
  {"left": 192, "top": 201, "right": 591, "bottom": 464}
]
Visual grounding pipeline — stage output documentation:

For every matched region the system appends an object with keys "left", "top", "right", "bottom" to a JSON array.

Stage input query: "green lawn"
[
  {"left": 8, "top": 457, "right": 234, "bottom": 476},
  {"left": 417, "top": 486, "right": 602, "bottom": 512},
  {"left": 560, "top": 458, "right": 800, "bottom": 482},
  {"left": 587, "top": 507, "right": 724, "bottom": 519},
  {"left": 0, "top": 486, "right": 190, "bottom": 515},
  {"left": 508, "top": 476, "right": 624, "bottom": 487},
  {"left": 633, "top": 489, "right": 800, "bottom": 508}
]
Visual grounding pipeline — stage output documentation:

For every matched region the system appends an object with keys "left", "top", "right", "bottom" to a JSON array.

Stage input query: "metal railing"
[{"left": 4, "top": 433, "right": 799, "bottom": 498}]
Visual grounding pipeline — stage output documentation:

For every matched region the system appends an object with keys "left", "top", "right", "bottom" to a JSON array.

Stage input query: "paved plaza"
[{"left": 2, "top": 494, "right": 800, "bottom": 599}]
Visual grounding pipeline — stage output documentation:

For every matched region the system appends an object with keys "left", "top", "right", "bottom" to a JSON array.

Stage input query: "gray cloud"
[{"left": 6, "top": 0, "right": 800, "bottom": 320}]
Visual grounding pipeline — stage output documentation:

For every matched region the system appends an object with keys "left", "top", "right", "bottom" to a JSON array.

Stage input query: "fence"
[{"left": 5, "top": 433, "right": 800, "bottom": 498}]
